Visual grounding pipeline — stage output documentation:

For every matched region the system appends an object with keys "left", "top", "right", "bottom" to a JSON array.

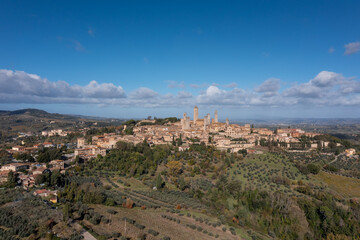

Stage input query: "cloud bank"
[
  {"left": 344, "top": 41, "right": 360, "bottom": 55},
  {"left": 1, "top": 69, "right": 360, "bottom": 108}
]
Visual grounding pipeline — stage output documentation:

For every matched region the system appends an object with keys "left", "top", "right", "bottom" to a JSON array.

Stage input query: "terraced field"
[
  {"left": 313, "top": 171, "right": 360, "bottom": 198},
  {"left": 88, "top": 205, "right": 256, "bottom": 240},
  {"left": 228, "top": 153, "right": 309, "bottom": 196}
]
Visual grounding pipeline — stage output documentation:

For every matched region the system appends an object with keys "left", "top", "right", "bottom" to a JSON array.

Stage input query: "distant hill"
[
  {"left": 0, "top": 108, "right": 124, "bottom": 134},
  {"left": 0, "top": 108, "right": 80, "bottom": 120}
]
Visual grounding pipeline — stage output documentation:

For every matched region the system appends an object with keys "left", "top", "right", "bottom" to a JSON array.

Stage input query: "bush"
[
  {"left": 307, "top": 164, "right": 320, "bottom": 174},
  {"left": 135, "top": 223, "right": 146, "bottom": 230},
  {"left": 148, "top": 229, "right": 159, "bottom": 236},
  {"left": 122, "top": 217, "right": 135, "bottom": 224},
  {"left": 107, "top": 209, "right": 117, "bottom": 215}
]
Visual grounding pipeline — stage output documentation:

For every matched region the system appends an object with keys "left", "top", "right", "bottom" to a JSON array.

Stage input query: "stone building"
[{"left": 193, "top": 106, "right": 198, "bottom": 124}]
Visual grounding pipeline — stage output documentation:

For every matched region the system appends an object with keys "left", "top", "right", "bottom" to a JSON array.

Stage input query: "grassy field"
[
  {"left": 88, "top": 205, "right": 251, "bottom": 240},
  {"left": 93, "top": 176, "right": 263, "bottom": 240},
  {"left": 313, "top": 171, "right": 360, "bottom": 198},
  {"left": 228, "top": 153, "right": 308, "bottom": 197}
]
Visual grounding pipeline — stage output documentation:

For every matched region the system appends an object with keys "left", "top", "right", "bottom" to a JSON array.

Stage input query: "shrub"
[
  {"left": 137, "top": 233, "right": 146, "bottom": 240},
  {"left": 123, "top": 198, "right": 134, "bottom": 209},
  {"left": 122, "top": 217, "right": 135, "bottom": 224},
  {"left": 148, "top": 229, "right": 159, "bottom": 236},
  {"left": 135, "top": 223, "right": 146, "bottom": 230},
  {"left": 107, "top": 209, "right": 117, "bottom": 215}
]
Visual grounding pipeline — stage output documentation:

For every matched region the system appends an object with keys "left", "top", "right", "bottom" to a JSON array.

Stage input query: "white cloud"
[
  {"left": 310, "top": 71, "right": 344, "bottom": 87},
  {"left": 190, "top": 83, "right": 208, "bottom": 89},
  {"left": 72, "top": 40, "right": 85, "bottom": 52},
  {"left": 0, "top": 69, "right": 125, "bottom": 103},
  {"left": 344, "top": 41, "right": 360, "bottom": 55},
  {"left": 177, "top": 91, "right": 192, "bottom": 98},
  {"left": 282, "top": 71, "right": 360, "bottom": 105},
  {"left": 129, "top": 87, "right": 158, "bottom": 99},
  {"left": 224, "top": 82, "right": 237, "bottom": 88},
  {"left": 88, "top": 27, "right": 95, "bottom": 37},
  {"left": 167, "top": 80, "right": 185, "bottom": 89},
  {"left": 328, "top": 47, "right": 335, "bottom": 54},
  {"left": 1, "top": 69, "right": 360, "bottom": 108},
  {"left": 255, "top": 78, "right": 280, "bottom": 93}
]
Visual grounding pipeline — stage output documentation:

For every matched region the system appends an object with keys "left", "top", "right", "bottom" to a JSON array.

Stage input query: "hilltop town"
[
  {"left": 0, "top": 108, "right": 359, "bottom": 240},
  {"left": 74, "top": 106, "right": 327, "bottom": 160}
]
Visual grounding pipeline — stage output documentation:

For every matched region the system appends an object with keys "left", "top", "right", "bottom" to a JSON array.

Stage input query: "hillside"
[{"left": 0, "top": 108, "right": 123, "bottom": 135}]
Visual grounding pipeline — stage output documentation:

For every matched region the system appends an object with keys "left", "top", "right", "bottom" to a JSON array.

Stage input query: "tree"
[
  {"left": 63, "top": 203, "right": 71, "bottom": 221},
  {"left": 35, "top": 174, "right": 46, "bottom": 185},
  {"left": 172, "top": 135, "right": 176, "bottom": 146},
  {"left": 14, "top": 153, "right": 34, "bottom": 162},
  {"left": 37, "top": 148, "right": 62, "bottom": 163},
  {"left": 177, "top": 135, "right": 183, "bottom": 146},
  {"left": 0, "top": 150, "right": 9, "bottom": 164},
  {"left": 227, "top": 180, "right": 242, "bottom": 209},
  {"left": 328, "top": 142, "right": 337, "bottom": 149},
  {"left": 307, "top": 164, "right": 320, "bottom": 174},
  {"left": 216, "top": 174, "right": 228, "bottom": 193},
  {"left": 167, "top": 161, "right": 182, "bottom": 175},
  {"left": 124, "top": 127, "right": 134, "bottom": 135},
  {"left": 155, "top": 174, "right": 164, "bottom": 190},
  {"left": 7, "top": 171, "right": 18, "bottom": 188},
  {"left": 179, "top": 176, "right": 187, "bottom": 190}
]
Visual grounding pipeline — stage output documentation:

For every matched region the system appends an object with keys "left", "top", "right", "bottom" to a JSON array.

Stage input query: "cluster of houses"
[
  {"left": 72, "top": 107, "right": 328, "bottom": 158},
  {"left": 41, "top": 129, "right": 72, "bottom": 137},
  {"left": 0, "top": 159, "right": 65, "bottom": 189}
]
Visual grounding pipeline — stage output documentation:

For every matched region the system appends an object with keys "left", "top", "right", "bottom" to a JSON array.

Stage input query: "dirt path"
[{"left": 82, "top": 231, "right": 97, "bottom": 240}]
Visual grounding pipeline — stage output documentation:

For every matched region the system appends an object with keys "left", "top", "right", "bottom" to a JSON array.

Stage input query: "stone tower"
[
  {"left": 203, "top": 114, "right": 211, "bottom": 130},
  {"left": 181, "top": 113, "right": 190, "bottom": 130},
  {"left": 214, "top": 110, "right": 218, "bottom": 123},
  {"left": 226, "top": 118, "right": 229, "bottom": 126},
  {"left": 193, "top": 106, "right": 198, "bottom": 124}
]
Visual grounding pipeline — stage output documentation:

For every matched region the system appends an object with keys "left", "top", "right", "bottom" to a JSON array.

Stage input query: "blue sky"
[{"left": 1, "top": 0, "right": 360, "bottom": 119}]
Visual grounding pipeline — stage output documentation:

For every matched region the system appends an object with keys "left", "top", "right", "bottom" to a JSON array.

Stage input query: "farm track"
[
  {"left": 115, "top": 190, "right": 160, "bottom": 208},
  {"left": 126, "top": 190, "right": 174, "bottom": 208}
]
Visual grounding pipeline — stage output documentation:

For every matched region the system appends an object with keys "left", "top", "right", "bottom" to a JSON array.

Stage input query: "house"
[
  {"left": 12, "top": 146, "right": 26, "bottom": 152},
  {"left": 178, "top": 146, "right": 190, "bottom": 151},
  {"left": 33, "top": 189, "right": 58, "bottom": 198},
  {"left": 345, "top": 148, "right": 356, "bottom": 157},
  {"left": 74, "top": 146, "right": 106, "bottom": 159},
  {"left": 32, "top": 167, "right": 49, "bottom": 175},
  {"left": 50, "top": 196, "right": 58, "bottom": 204},
  {"left": 0, "top": 163, "right": 29, "bottom": 172},
  {"left": 0, "top": 171, "right": 10, "bottom": 183},
  {"left": 48, "top": 160, "right": 65, "bottom": 169},
  {"left": 43, "top": 142, "right": 54, "bottom": 148},
  {"left": 19, "top": 174, "right": 35, "bottom": 189}
]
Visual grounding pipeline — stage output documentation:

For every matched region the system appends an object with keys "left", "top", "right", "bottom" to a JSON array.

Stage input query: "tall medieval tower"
[
  {"left": 193, "top": 106, "right": 198, "bottom": 124},
  {"left": 214, "top": 110, "right": 218, "bottom": 123}
]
